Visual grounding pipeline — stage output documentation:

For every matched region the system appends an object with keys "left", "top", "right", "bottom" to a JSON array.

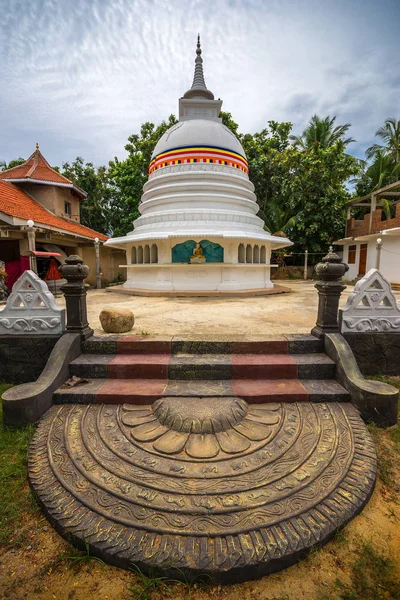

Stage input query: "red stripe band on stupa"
[{"left": 149, "top": 145, "right": 248, "bottom": 174}]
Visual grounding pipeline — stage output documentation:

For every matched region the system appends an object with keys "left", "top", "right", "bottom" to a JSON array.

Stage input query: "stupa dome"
[{"left": 152, "top": 120, "right": 246, "bottom": 162}]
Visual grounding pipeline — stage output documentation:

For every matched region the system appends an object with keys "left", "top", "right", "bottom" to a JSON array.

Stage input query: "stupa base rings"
[{"left": 28, "top": 401, "right": 377, "bottom": 584}]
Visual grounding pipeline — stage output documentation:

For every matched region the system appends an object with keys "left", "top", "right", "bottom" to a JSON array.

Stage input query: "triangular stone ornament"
[
  {"left": 0, "top": 270, "right": 65, "bottom": 335},
  {"left": 339, "top": 268, "right": 400, "bottom": 333}
]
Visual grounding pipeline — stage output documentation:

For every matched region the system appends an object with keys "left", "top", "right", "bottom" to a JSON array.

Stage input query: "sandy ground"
[{"left": 54, "top": 279, "right": 399, "bottom": 338}]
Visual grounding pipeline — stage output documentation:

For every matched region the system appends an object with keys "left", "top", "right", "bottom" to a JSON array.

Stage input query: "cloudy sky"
[{"left": 0, "top": 0, "right": 399, "bottom": 167}]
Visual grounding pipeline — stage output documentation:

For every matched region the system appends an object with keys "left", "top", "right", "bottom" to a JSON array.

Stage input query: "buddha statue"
[{"left": 190, "top": 243, "right": 206, "bottom": 264}]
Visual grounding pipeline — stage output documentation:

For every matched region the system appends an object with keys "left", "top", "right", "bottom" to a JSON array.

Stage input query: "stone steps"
[
  {"left": 53, "top": 377, "right": 349, "bottom": 405},
  {"left": 70, "top": 352, "right": 336, "bottom": 380},
  {"left": 54, "top": 334, "right": 348, "bottom": 406},
  {"left": 81, "top": 334, "right": 324, "bottom": 356}
]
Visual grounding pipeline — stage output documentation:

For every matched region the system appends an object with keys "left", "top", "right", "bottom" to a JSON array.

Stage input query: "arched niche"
[
  {"left": 131, "top": 247, "right": 137, "bottom": 264},
  {"left": 151, "top": 244, "right": 158, "bottom": 263},
  {"left": 144, "top": 245, "right": 150, "bottom": 264},
  {"left": 253, "top": 245, "right": 260, "bottom": 263},
  {"left": 238, "top": 244, "right": 245, "bottom": 263},
  {"left": 246, "top": 244, "right": 252, "bottom": 263},
  {"left": 137, "top": 246, "right": 143, "bottom": 263},
  {"left": 260, "top": 246, "right": 266, "bottom": 264}
]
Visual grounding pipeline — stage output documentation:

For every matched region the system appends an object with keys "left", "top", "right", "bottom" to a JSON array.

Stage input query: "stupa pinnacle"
[{"left": 183, "top": 34, "right": 214, "bottom": 100}]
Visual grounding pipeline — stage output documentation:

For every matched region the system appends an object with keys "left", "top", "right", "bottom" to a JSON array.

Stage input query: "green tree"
[
  {"left": 241, "top": 121, "right": 292, "bottom": 218},
  {"left": 220, "top": 111, "right": 240, "bottom": 135},
  {"left": 263, "top": 199, "right": 296, "bottom": 237},
  {"left": 353, "top": 150, "right": 400, "bottom": 200},
  {"left": 60, "top": 157, "right": 111, "bottom": 234},
  {"left": 290, "top": 115, "right": 355, "bottom": 150},
  {"left": 239, "top": 120, "right": 357, "bottom": 251},
  {"left": 366, "top": 117, "right": 400, "bottom": 163},
  {"left": 108, "top": 115, "right": 178, "bottom": 237},
  {"left": 0, "top": 158, "right": 25, "bottom": 171},
  {"left": 276, "top": 142, "right": 357, "bottom": 250}
]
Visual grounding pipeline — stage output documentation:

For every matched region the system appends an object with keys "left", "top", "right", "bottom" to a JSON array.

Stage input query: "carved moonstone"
[
  {"left": 340, "top": 268, "right": 400, "bottom": 333},
  {"left": 29, "top": 399, "right": 376, "bottom": 583},
  {"left": 0, "top": 270, "right": 65, "bottom": 335}
]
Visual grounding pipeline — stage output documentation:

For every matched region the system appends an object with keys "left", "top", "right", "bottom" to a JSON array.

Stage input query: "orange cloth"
[{"left": 44, "top": 258, "right": 61, "bottom": 280}]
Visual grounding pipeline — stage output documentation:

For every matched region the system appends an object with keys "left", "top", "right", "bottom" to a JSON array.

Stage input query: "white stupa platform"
[{"left": 105, "top": 37, "right": 292, "bottom": 295}]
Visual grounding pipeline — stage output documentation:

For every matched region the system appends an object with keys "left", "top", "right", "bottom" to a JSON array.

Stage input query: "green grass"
[
  {"left": 0, "top": 383, "right": 38, "bottom": 545},
  {"left": 323, "top": 542, "right": 400, "bottom": 600},
  {"left": 66, "top": 539, "right": 105, "bottom": 568},
  {"left": 128, "top": 566, "right": 173, "bottom": 599},
  {"left": 127, "top": 565, "right": 212, "bottom": 600}
]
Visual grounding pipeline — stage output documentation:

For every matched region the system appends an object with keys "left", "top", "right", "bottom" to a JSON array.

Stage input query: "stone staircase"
[
  {"left": 53, "top": 334, "right": 350, "bottom": 405},
  {"left": 28, "top": 332, "right": 380, "bottom": 583}
]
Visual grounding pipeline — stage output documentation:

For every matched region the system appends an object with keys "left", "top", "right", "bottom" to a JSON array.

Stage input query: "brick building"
[{"left": 336, "top": 181, "right": 400, "bottom": 284}]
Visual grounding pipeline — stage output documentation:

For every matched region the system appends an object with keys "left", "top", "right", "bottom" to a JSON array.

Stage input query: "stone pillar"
[
  {"left": 375, "top": 237, "right": 382, "bottom": 270},
  {"left": 311, "top": 247, "right": 349, "bottom": 339},
  {"left": 26, "top": 222, "right": 37, "bottom": 274},
  {"left": 60, "top": 255, "right": 93, "bottom": 340},
  {"left": 94, "top": 238, "right": 101, "bottom": 289}
]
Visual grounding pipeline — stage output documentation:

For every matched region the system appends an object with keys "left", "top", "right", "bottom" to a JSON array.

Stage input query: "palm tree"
[
  {"left": 352, "top": 150, "right": 400, "bottom": 193},
  {"left": 350, "top": 151, "right": 400, "bottom": 220},
  {"left": 290, "top": 115, "right": 355, "bottom": 150},
  {"left": 366, "top": 150, "right": 400, "bottom": 190},
  {"left": 263, "top": 200, "right": 296, "bottom": 237},
  {"left": 366, "top": 118, "right": 400, "bottom": 164},
  {"left": 0, "top": 158, "right": 25, "bottom": 171}
]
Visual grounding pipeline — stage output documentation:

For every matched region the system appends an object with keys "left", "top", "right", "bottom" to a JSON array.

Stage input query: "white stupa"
[{"left": 105, "top": 37, "right": 292, "bottom": 294}]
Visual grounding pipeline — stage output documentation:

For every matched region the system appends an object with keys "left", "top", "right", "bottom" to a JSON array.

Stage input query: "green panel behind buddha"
[{"left": 172, "top": 240, "right": 224, "bottom": 263}]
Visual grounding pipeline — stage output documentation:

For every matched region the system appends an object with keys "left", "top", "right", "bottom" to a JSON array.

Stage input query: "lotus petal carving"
[{"left": 121, "top": 397, "right": 281, "bottom": 459}]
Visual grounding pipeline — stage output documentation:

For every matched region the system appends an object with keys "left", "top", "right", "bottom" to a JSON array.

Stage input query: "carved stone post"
[
  {"left": 311, "top": 247, "right": 349, "bottom": 338},
  {"left": 60, "top": 255, "right": 93, "bottom": 340},
  {"left": 94, "top": 237, "right": 102, "bottom": 290},
  {"left": 26, "top": 220, "right": 37, "bottom": 274}
]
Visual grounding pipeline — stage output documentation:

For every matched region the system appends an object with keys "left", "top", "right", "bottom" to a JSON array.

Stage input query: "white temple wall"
[
  {"left": 342, "top": 236, "right": 400, "bottom": 284},
  {"left": 122, "top": 237, "right": 274, "bottom": 292},
  {"left": 124, "top": 264, "right": 273, "bottom": 291}
]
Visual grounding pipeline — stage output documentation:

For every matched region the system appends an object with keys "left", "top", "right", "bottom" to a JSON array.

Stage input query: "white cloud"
[{"left": 0, "top": 0, "right": 399, "bottom": 165}]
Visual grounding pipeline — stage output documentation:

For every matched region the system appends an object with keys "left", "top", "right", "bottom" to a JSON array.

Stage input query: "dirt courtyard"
[{"left": 54, "top": 280, "right": 391, "bottom": 338}]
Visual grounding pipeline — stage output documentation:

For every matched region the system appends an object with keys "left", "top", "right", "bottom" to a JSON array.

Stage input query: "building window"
[
  {"left": 64, "top": 202, "right": 72, "bottom": 216},
  {"left": 348, "top": 245, "right": 356, "bottom": 264}
]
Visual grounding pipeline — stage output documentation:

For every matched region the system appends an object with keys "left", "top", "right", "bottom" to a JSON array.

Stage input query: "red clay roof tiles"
[
  {"left": 0, "top": 180, "right": 108, "bottom": 241},
  {"left": 0, "top": 145, "right": 86, "bottom": 197}
]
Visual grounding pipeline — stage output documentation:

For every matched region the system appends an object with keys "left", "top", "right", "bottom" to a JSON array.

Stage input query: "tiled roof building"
[{"left": 0, "top": 145, "right": 124, "bottom": 289}]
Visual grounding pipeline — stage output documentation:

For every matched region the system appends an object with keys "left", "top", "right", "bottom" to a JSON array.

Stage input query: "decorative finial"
[
  {"left": 36, "top": 142, "right": 39, "bottom": 151},
  {"left": 182, "top": 35, "right": 214, "bottom": 100}
]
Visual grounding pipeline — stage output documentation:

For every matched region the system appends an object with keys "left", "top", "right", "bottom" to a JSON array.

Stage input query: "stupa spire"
[
  {"left": 191, "top": 34, "right": 207, "bottom": 90},
  {"left": 183, "top": 35, "right": 214, "bottom": 100}
]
